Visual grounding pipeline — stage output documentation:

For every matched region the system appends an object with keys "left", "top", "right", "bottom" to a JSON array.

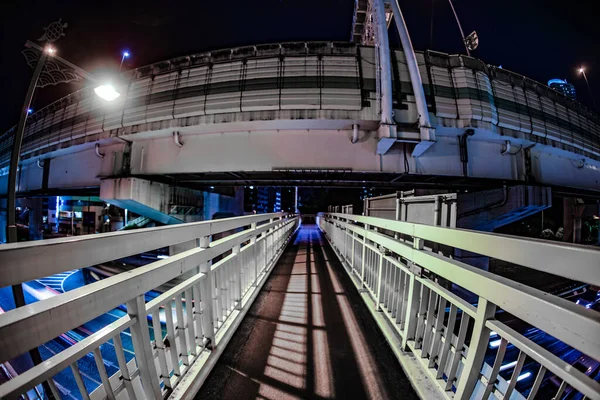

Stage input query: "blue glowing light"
[
  {"left": 499, "top": 360, "right": 518, "bottom": 372},
  {"left": 27, "top": 109, "right": 33, "bottom": 114},
  {"left": 516, "top": 372, "right": 532, "bottom": 382},
  {"left": 548, "top": 78, "right": 568, "bottom": 86},
  {"left": 123, "top": 51, "right": 130, "bottom": 58}
]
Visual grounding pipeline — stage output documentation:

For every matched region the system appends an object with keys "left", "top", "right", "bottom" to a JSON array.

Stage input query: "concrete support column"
[
  {"left": 28, "top": 198, "right": 43, "bottom": 241},
  {"left": 563, "top": 197, "right": 585, "bottom": 244},
  {"left": 0, "top": 198, "right": 7, "bottom": 243}
]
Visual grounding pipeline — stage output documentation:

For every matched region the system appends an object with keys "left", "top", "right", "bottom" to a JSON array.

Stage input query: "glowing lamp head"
[
  {"left": 45, "top": 46, "right": 56, "bottom": 55},
  {"left": 579, "top": 67, "right": 585, "bottom": 74},
  {"left": 94, "top": 84, "right": 121, "bottom": 101},
  {"left": 123, "top": 51, "right": 130, "bottom": 58},
  {"left": 27, "top": 108, "right": 33, "bottom": 114}
]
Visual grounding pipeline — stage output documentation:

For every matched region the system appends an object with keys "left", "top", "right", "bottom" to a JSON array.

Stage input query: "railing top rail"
[
  {"left": 0, "top": 216, "right": 296, "bottom": 363},
  {"left": 0, "top": 41, "right": 359, "bottom": 135},
  {"left": 322, "top": 213, "right": 600, "bottom": 361},
  {"left": 0, "top": 316, "right": 135, "bottom": 398},
  {"left": 0, "top": 212, "right": 287, "bottom": 287},
  {"left": 327, "top": 213, "right": 600, "bottom": 287},
  {"left": 486, "top": 320, "right": 600, "bottom": 399}
]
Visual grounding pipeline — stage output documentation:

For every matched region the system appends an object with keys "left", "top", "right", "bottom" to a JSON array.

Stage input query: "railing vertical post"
[
  {"left": 233, "top": 244, "right": 242, "bottom": 310},
  {"left": 361, "top": 224, "right": 369, "bottom": 286},
  {"left": 454, "top": 297, "right": 497, "bottom": 399},
  {"left": 251, "top": 222, "right": 258, "bottom": 286},
  {"left": 395, "top": 195, "right": 401, "bottom": 239},
  {"left": 264, "top": 228, "right": 268, "bottom": 270},
  {"left": 351, "top": 230, "right": 356, "bottom": 273},
  {"left": 199, "top": 235, "right": 215, "bottom": 347},
  {"left": 268, "top": 218, "right": 274, "bottom": 267},
  {"left": 126, "top": 295, "right": 162, "bottom": 399},
  {"left": 343, "top": 224, "right": 348, "bottom": 262},
  {"left": 402, "top": 269, "right": 420, "bottom": 350},
  {"left": 279, "top": 216, "right": 284, "bottom": 251},
  {"left": 376, "top": 251, "right": 384, "bottom": 311},
  {"left": 402, "top": 237, "right": 425, "bottom": 349}
]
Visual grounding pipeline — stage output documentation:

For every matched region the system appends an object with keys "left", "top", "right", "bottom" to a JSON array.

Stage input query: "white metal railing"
[
  {"left": 0, "top": 213, "right": 299, "bottom": 399},
  {"left": 318, "top": 213, "right": 600, "bottom": 400}
]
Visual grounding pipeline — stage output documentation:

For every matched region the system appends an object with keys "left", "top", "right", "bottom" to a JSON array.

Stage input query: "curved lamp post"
[
  {"left": 6, "top": 23, "right": 122, "bottom": 384},
  {"left": 5, "top": 20, "right": 122, "bottom": 398}
]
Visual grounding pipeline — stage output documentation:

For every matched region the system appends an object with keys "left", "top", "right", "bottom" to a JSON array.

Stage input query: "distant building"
[
  {"left": 548, "top": 79, "right": 576, "bottom": 99},
  {"left": 281, "top": 187, "right": 297, "bottom": 212},
  {"left": 244, "top": 187, "right": 282, "bottom": 214}
]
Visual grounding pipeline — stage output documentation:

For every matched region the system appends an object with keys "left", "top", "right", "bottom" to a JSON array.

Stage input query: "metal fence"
[
  {"left": 0, "top": 212, "right": 298, "bottom": 399},
  {"left": 327, "top": 204, "right": 354, "bottom": 214},
  {"left": 318, "top": 213, "right": 600, "bottom": 400}
]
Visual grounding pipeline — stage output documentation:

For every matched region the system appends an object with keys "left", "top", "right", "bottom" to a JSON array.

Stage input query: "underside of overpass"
[{"left": 197, "top": 224, "right": 421, "bottom": 400}]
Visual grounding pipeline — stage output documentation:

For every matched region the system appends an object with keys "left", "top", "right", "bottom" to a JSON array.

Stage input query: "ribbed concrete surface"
[{"left": 197, "top": 225, "right": 417, "bottom": 400}]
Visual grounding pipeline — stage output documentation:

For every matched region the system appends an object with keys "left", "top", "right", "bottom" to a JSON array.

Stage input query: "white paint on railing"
[
  {"left": 318, "top": 213, "right": 600, "bottom": 400},
  {"left": 0, "top": 213, "right": 299, "bottom": 400}
]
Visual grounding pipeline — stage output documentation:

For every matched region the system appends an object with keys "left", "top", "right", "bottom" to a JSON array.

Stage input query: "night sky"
[{"left": 1, "top": 0, "right": 598, "bottom": 133}]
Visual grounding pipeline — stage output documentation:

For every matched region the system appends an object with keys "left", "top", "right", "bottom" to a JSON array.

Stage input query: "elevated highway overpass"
[
  {"left": 1, "top": 1, "right": 599, "bottom": 399},
  {"left": 1, "top": 42, "right": 599, "bottom": 199}
]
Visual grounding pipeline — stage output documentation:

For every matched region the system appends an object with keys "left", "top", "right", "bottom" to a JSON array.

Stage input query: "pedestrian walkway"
[{"left": 197, "top": 225, "right": 417, "bottom": 400}]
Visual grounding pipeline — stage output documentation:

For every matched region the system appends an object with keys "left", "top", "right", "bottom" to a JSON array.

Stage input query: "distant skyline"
[{"left": 1, "top": 0, "right": 597, "bottom": 132}]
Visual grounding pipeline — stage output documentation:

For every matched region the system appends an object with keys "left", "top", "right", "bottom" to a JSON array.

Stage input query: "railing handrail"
[
  {"left": 0, "top": 212, "right": 286, "bottom": 287},
  {"left": 0, "top": 214, "right": 290, "bottom": 363},
  {"left": 486, "top": 320, "right": 600, "bottom": 399},
  {"left": 329, "top": 213, "right": 600, "bottom": 286},
  {"left": 0, "top": 212, "right": 299, "bottom": 399},
  {"left": 0, "top": 316, "right": 135, "bottom": 397},
  {"left": 327, "top": 213, "right": 600, "bottom": 361},
  {"left": 0, "top": 41, "right": 359, "bottom": 136},
  {"left": 319, "top": 213, "right": 600, "bottom": 400}
]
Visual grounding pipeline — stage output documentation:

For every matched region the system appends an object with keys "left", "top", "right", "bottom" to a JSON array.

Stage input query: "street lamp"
[
  {"left": 7, "top": 22, "right": 121, "bottom": 314},
  {"left": 447, "top": 0, "right": 478, "bottom": 56},
  {"left": 94, "top": 84, "right": 121, "bottom": 101},
  {"left": 8, "top": 40, "right": 120, "bottom": 243},
  {"left": 579, "top": 67, "right": 596, "bottom": 110},
  {"left": 119, "top": 50, "right": 130, "bottom": 71}
]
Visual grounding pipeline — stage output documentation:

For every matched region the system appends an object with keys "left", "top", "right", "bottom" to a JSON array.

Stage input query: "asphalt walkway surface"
[{"left": 197, "top": 225, "right": 418, "bottom": 400}]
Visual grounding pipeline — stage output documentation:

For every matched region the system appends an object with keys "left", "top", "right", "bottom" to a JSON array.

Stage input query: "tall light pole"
[
  {"left": 7, "top": 25, "right": 120, "bottom": 296},
  {"left": 447, "top": 0, "right": 478, "bottom": 57},
  {"left": 447, "top": 0, "right": 469, "bottom": 55},
  {"left": 7, "top": 24, "right": 116, "bottom": 246},
  {"left": 5, "top": 19, "right": 120, "bottom": 398},
  {"left": 579, "top": 67, "right": 597, "bottom": 111}
]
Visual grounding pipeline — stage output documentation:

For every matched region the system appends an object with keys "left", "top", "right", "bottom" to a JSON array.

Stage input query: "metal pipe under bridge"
[{"left": 0, "top": 213, "right": 598, "bottom": 399}]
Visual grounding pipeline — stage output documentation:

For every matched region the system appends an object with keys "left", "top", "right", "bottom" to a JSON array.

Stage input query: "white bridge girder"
[{"left": 2, "top": 124, "right": 598, "bottom": 196}]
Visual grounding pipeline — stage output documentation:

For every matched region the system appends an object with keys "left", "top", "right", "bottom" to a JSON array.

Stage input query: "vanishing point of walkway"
[{"left": 197, "top": 225, "right": 418, "bottom": 399}]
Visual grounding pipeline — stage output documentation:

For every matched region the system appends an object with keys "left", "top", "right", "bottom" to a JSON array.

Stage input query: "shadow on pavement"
[{"left": 197, "top": 225, "right": 418, "bottom": 400}]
